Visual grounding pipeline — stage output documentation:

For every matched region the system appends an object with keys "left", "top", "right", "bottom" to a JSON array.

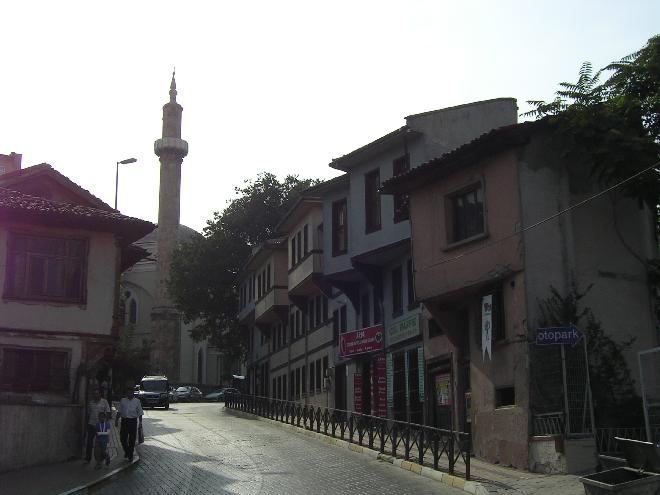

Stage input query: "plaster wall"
[
  {"left": 519, "top": 132, "right": 658, "bottom": 390},
  {"left": 410, "top": 149, "right": 524, "bottom": 300},
  {"left": 0, "top": 403, "right": 83, "bottom": 472},
  {"left": 0, "top": 224, "right": 117, "bottom": 335}
]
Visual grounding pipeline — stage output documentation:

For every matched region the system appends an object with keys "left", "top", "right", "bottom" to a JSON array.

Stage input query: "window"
[
  {"left": 450, "top": 185, "right": 485, "bottom": 243},
  {"left": 392, "top": 266, "right": 403, "bottom": 316},
  {"left": 129, "top": 298, "right": 138, "bottom": 324},
  {"left": 1, "top": 347, "right": 70, "bottom": 392},
  {"left": 340, "top": 305, "right": 347, "bottom": 333},
  {"left": 257, "top": 274, "right": 262, "bottom": 299},
  {"left": 361, "top": 293, "right": 370, "bottom": 328},
  {"left": 272, "top": 378, "right": 276, "bottom": 399},
  {"left": 295, "top": 368, "right": 301, "bottom": 399},
  {"left": 266, "top": 264, "right": 271, "bottom": 290},
  {"left": 496, "top": 386, "right": 515, "bottom": 407},
  {"left": 296, "top": 311, "right": 302, "bottom": 338},
  {"left": 393, "top": 154, "right": 410, "bottom": 222},
  {"left": 373, "top": 291, "right": 382, "bottom": 324},
  {"left": 332, "top": 199, "right": 348, "bottom": 256},
  {"left": 316, "top": 359, "right": 322, "bottom": 391},
  {"left": 291, "top": 237, "right": 296, "bottom": 267},
  {"left": 315, "top": 295, "right": 322, "bottom": 327},
  {"left": 406, "top": 258, "right": 417, "bottom": 309},
  {"left": 302, "top": 365, "right": 306, "bottom": 395},
  {"left": 333, "top": 309, "right": 339, "bottom": 341},
  {"left": 322, "top": 356, "right": 328, "bottom": 388},
  {"left": 296, "top": 232, "right": 302, "bottom": 265},
  {"left": 4, "top": 234, "right": 88, "bottom": 303},
  {"left": 283, "top": 374, "right": 287, "bottom": 401},
  {"left": 323, "top": 296, "right": 329, "bottom": 322},
  {"left": 303, "top": 224, "right": 309, "bottom": 256},
  {"left": 309, "top": 298, "right": 316, "bottom": 328},
  {"left": 310, "top": 363, "right": 315, "bottom": 395},
  {"left": 364, "top": 169, "right": 381, "bottom": 233}
]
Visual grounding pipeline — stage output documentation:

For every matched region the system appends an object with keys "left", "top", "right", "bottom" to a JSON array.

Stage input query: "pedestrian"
[
  {"left": 94, "top": 411, "right": 112, "bottom": 469},
  {"left": 115, "top": 386, "right": 143, "bottom": 461},
  {"left": 85, "top": 388, "right": 111, "bottom": 463}
]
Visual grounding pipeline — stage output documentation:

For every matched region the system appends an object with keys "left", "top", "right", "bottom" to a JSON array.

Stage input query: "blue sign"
[{"left": 536, "top": 325, "right": 583, "bottom": 347}]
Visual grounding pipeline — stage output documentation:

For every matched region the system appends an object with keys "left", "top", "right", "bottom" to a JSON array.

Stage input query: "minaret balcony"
[{"left": 154, "top": 137, "right": 189, "bottom": 157}]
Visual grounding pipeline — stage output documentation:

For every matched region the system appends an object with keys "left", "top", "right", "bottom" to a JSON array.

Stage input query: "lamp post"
[{"left": 115, "top": 157, "right": 137, "bottom": 209}]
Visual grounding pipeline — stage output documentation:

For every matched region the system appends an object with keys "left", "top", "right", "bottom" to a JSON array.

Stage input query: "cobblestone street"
[{"left": 95, "top": 402, "right": 463, "bottom": 495}]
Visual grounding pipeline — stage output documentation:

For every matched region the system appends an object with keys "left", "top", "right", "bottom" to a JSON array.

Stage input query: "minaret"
[{"left": 151, "top": 71, "right": 188, "bottom": 380}]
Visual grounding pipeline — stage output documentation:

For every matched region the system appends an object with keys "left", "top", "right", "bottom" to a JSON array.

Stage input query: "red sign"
[
  {"left": 373, "top": 355, "right": 387, "bottom": 417},
  {"left": 354, "top": 373, "right": 363, "bottom": 413},
  {"left": 340, "top": 325, "right": 384, "bottom": 357}
]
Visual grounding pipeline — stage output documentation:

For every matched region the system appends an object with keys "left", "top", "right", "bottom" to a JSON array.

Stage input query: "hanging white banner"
[{"left": 482, "top": 295, "right": 493, "bottom": 360}]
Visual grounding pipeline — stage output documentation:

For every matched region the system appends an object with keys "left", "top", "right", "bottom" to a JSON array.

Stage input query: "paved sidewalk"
[
  {"left": 226, "top": 408, "right": 586, "bottom": 495},
  {"left": 0, "top": 421, "right": 140, "bottom": 495}
]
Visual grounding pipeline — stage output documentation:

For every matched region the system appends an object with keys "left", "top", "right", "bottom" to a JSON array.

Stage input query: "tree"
[
  {"left": 525, "top": 35, "right": 659, "bottom": 209},
  {"left": 168, "top": 172, "right": 319, "bottom": 358},
  {"left": 536, "top": 282, "right": 642, "bottom": 427}
]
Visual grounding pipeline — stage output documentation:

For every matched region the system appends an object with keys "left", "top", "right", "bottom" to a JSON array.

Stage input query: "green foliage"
[
  {"left": 538, "top": 282, "right": 642, "bottom": 426},
  {"left": 112, "top": 323, "right": 151, "bottom": 394},
  {"left": 168, "top": 172, "right": 320, "bottom": 359},
  {"left": 525, "top": 35, "right": 660, "bottom": 209}
]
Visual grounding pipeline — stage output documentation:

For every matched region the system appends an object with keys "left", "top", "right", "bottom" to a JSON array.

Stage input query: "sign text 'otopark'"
[
  {"left": 340, "top": 325, "right": 384, "bottom": 357},
  {"left": 535, "top": 324, "right": 584, "bottom": 347}
]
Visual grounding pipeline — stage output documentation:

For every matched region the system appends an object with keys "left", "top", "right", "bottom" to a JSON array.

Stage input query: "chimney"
[{"left": 0, "top": 152, "right": 22, "bottom": 175}]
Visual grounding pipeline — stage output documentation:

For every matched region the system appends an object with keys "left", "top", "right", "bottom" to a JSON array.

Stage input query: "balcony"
[
  {"left": 288, "top": 252, "right": 324, "bottom": 295},
  {"left": 255, "top": 287, "right": 289, "bottom": 324},
  {"left": 238, "top": 300, "right": 255, "bottom": 324}
]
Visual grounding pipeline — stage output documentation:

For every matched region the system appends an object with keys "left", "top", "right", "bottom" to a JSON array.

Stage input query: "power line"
[{"left": 424, "top": 160, "right": 660, "bottom": 270}]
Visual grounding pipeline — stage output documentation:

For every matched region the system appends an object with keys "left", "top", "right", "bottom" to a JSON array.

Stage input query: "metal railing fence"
[{"left": 225, "top": 393, "right": 471, "bottom": 480}]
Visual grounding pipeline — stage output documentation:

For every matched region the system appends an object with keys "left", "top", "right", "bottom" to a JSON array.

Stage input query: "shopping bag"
[{"left": 138, "top": 424, "right": 144, "bottom": 444}]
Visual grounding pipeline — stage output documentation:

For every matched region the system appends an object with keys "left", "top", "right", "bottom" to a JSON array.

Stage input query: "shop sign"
[
  {"left": 386, "top": 353, "right": 394, "bottom": 410},
  {"left": 417, "top": 347, "right": 425, "bottom": 402},
  {"left": 387, "top": 315, "right": 420, "bottom": 346},
  {"left": 435, "top": 373, "right": 452, "bottom": 406},
  {"left": 354, "top": 373, "right": 363, "bottom": 413},
  {"left": 340, "top": 324, "right": 384, "bottom": 358},
  {"left": 373, "top": 355, "right": 387, "bottom": 417}
]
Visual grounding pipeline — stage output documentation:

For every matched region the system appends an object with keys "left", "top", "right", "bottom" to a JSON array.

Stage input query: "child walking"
[{"left": 94, "top": 411, "right": 112, "bottom": 469}]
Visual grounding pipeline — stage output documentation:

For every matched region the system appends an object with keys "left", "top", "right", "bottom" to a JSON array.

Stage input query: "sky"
[{"left": 1, "top": 1, "right": 658, "bottom": 232}]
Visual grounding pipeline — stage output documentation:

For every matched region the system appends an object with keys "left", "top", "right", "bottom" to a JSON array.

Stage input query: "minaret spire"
[{"left": 169, "top": 68, "right": 177, "bottom": 102}]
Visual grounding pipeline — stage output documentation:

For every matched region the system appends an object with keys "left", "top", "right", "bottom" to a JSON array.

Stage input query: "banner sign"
[
  {"left": 481, "top": 295, "right": 493, "bottom": 360},
  {"left": 354, "top": 373, "right": 363, "bottom": 413},
  {"left": 536, "top": 325, "right": 583, "bottom": 347},
  {"left": 387, "top": 315, "right": 420, "bottom": 346},
  {"left": 386, "top": 353, "right": 394, "bottom": 410},
  {"left": 373, "top": 355, "right": 387, "bottom": 417},
  {"left": 340, "top": 325, "right": 384, "bottom": 357},
  {"left": 417, "top": 347, "right": 425, "bottom": 402}
]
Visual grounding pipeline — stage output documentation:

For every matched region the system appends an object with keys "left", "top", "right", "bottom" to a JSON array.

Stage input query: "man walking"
[
  {"left": 85, "top": 388, "right": 111, "bottom": 463},
  {"left": 115, "top": 386, "right": 143, "bottom": 461}
]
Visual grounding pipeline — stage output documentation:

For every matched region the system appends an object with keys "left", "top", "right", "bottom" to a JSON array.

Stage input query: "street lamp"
[{"left": 115, "top": 157, "right": 137, "bottom": 210}]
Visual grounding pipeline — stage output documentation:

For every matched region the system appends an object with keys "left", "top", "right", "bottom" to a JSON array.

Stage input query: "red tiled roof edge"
[
  {"left": 0, "top": 187, "right": 155, "bottom": 243},
  {"left": 0, "top": 163, "right": 113, "bottom": 210},
  {"left": 380, "top": 120, "right": 547, "bottom": 194}
]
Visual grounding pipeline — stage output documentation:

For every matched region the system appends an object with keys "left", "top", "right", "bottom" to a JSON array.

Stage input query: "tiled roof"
[
  {"left": 380, "top": 120, "right": 546, "bottom": 194},
  {"left": 0, "top": 187, "right": 155, "bottom": 243},
  {"left": 0, "top": 163, "right": 113, "bottom": 210},
  {"left": 329, "top": 126, "right": 422, "bottom": 171}
]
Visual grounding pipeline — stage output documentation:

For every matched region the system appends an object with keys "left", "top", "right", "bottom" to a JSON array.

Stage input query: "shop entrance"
[{"left": 334, "top": 364, "right": 346, "bottom": 411}]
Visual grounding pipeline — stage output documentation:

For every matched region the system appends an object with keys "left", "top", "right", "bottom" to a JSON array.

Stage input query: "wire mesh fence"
[{"left": 639, "top": 346, "right": 660, "bottom": 444}]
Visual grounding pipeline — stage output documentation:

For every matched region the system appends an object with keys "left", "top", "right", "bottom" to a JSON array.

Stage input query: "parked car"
[
  {"left": 136, "top": 376, "right": 170, "bottom": 409},
  {"left": 168, "top": 386, "right": 178, "bottom": 403},
  {"left": 204, "top": 387, "right": 240, "bottom": 402},
  {"left": 174, "top": 386, "right": 202, "bottom": 402}
]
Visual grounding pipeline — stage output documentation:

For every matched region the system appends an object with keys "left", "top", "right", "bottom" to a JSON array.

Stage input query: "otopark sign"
[{"left": 535, "top": 324, "right": 584, "bottom": 347}]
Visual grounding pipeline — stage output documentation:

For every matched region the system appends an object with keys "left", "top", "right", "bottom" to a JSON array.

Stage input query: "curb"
[
  {"left": 56, "top": 453, "right": 141, "bottom": 495},
  {"left": 225, "top": 407, "right": 491, "bottom": 495}
]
